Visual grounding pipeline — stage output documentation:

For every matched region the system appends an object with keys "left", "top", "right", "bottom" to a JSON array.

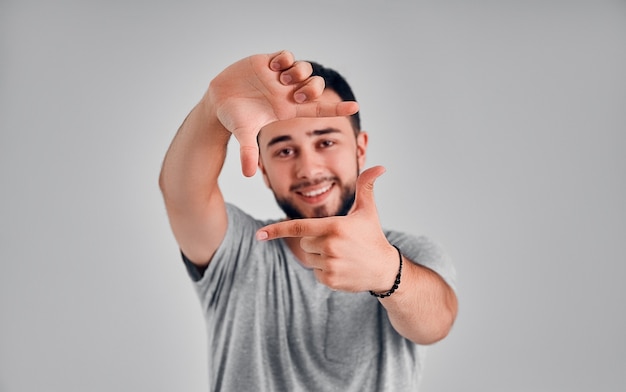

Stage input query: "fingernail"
[
  {"left": 270, "top": 61, "right": 281, "bottom": 71},
  {"left": 280, "top": 74, "right": 292, "bottom": 84},
  {"left": 256, "top": 231, "right": 268, "bottom": 241},
  {"left": 294, "top": 92, "right": 306, "bottom": 103}
]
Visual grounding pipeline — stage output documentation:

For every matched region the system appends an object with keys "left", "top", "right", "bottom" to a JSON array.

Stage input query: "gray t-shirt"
[{"left": 183, "top": 203, "right": 456, "bottom": 392}]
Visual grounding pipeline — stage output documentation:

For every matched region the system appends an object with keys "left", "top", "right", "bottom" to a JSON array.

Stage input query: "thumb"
[
  {"left": 233, "top": 130, "right": 259, "bottom": 177},
  {"left": 353, "top": 166, "right": 386, "bottom": 213}
]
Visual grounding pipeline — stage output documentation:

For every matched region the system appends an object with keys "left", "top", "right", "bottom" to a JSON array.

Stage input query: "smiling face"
[{"left": 258, "top": 90, "right": 368, "bottom": 219}]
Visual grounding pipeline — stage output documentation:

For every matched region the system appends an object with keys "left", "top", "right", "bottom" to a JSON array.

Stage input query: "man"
[{"left": 159, "top": 50, "right": 458, "bottom": 391}]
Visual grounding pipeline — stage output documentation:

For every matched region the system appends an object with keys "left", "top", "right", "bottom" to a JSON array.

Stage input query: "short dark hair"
[{"left": 309, "top": 61, "right": 361, "bottom": 133}]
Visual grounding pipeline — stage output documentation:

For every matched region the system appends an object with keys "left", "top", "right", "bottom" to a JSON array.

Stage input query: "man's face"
[{"left": 258, "top": 90, "right": 368, "bottom": 219}]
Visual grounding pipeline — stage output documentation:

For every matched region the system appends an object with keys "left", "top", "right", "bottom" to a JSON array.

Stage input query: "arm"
[
  {"left": 159, "top": 51, "right": 359, "bottom": 266},
  {"left": 256, "top": 166, "right": 458, "bottom": 344},
  {"left": 377, "top": 253, "right": 458, "bottom": 345},
  {"left": 158, "top": 100, "right": 230, "bottom": 266}
]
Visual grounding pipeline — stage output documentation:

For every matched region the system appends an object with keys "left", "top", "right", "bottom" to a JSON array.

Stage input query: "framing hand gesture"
[
  {"left": 206, "top": 51, "right": 359, "bottom": 177},
  {"left": 256, "top": 166, "right": 399, "bottom": 293}
]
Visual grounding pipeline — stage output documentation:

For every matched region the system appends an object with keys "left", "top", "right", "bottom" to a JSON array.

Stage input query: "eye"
[
  {"left": 318, "top": 139, "right": 335, "bottom": 148},
  {"left": 275, "top": 147, "right": 295, "bottom": 158}
]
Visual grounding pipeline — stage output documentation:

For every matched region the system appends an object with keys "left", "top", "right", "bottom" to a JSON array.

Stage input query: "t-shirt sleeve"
[
  {"left": 181, "top": 251, "right": 206, "bottom": 282},
  {"left": 181, "top": 203, "right": 266, "bottom": 307},
  {"left": 384, "top": 230, "right": 457, "bottom": 293}
]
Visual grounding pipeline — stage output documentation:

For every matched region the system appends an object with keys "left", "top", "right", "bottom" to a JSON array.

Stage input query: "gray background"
[{"left": 1, "top": 0, "right": 625, "bottom": 391}]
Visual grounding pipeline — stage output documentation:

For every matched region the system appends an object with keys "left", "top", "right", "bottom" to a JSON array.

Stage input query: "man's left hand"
[{"left": 256, "top": 166, "right": 399, "bottom": 293}]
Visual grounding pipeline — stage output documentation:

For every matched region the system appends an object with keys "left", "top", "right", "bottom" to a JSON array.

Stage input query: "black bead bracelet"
[{"left": 369, "top": 245, "right": 403, "bottom": 298}]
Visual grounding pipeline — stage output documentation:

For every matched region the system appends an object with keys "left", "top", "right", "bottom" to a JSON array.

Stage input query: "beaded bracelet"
[{"left": 369, "top": 245, "right": 403, "bottom": 298}]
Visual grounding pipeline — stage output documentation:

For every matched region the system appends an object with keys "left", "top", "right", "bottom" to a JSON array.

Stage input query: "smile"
[{"left": 299, "top": 183, "right": 333, "bottom": 198}]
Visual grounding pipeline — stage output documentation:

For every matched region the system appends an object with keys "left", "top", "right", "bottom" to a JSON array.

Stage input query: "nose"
[{"left": 295, "top": 148, "right": 324, "bottom": 179}]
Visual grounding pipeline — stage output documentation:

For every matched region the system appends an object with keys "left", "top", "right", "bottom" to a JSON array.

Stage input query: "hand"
[
  {"left": 256, "top": 166, "right": 399, "bottom": 293},
  {"left": 205, "top": 50, "right": 359, "bottom": 177}
]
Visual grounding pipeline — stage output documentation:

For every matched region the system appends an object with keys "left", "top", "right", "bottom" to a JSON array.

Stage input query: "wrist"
[
  {"left": 195, "top": 96, "right": 231, "bottom": 141},
  {"left": 369, "top": 245, "right": 403, "bottom": 298}
]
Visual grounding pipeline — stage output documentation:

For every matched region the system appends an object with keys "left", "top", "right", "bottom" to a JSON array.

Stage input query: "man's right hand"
[{"left": 204, "top": 50, "right": 359, "bottom": 177}]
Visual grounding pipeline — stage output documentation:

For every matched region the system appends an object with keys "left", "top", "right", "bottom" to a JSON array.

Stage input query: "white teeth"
[{"left": 301, "top": 184, "right": 332, "bottom": 197}]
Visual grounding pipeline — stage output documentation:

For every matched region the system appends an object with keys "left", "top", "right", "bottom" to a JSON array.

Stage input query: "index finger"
[
  {"left": 295, "top": 100, "right": 359, "bottom": 118},
  {"left": 256, "top": 218, "right": 335, "bottom": 241},
  {"left": 287, "top": 73, "right": 359, "bottom": 116}
]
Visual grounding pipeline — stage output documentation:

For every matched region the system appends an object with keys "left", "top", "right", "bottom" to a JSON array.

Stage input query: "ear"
[{"left": 356, "top": 131, "right": 368, "bottom": 168}]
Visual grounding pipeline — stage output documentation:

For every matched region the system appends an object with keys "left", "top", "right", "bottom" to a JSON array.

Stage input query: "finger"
[
  {"left": 233, "top": 130, "right": 259, "bottom": 177},
  {"left": 353, "top": 165, "right": 386, "bottom": 213},
  {"left": 256, "top": 217, "right": 337, "bottom": 241},
  {"left": 291, "top": 75, "right": 324, "bottom": 104},
  {"left": 294, "top": 100, "right": 360, "bottom": 117},
  {"left": 279, "top": 61, "right": 313, "bottom": 85},
  {"left": 301, "top": 251, "right": 324, "bottom": 270},
  {"left": 269, "top": 50, "right": 295, "bottom": 71},
  {"left": 299, "top": 236, "right": 326, "bottom": 255},
  {"left": 291, "top": 76, "right": 359, "bottom": 114}
]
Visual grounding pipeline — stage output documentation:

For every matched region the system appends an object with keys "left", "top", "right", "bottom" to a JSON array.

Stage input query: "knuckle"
[
  {"left": 291, "top": 221, "right": 306, "bottom": 236},
  {"left": 294, "top": 61, "right": 312, "bottom": 77},
  {"left": 320, "top": 240, "right": 338, "bottom": 256},
  {"left": 324, "top": 220, "right": 342, "bottom": 238},
  {"left": 316, "top": 102, "right": 323, "bottom": 117},
  {"left": 317, "top": 270, "right": 338, "bottom": 289},
  {"left": 279, "top": 50, "right": 293, "bottom": 62}
]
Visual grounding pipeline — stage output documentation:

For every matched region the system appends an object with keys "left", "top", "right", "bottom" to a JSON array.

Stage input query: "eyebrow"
[{"left": 265, "top": 128, "right": 341, "bottom": 148}]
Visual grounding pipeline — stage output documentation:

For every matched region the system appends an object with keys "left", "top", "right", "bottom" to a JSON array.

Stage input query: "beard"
[{"left": 274, "top": 181, "right": 356, "bottom": 219}]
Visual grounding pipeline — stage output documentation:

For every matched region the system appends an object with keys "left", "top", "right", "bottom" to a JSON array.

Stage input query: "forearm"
[
  {"left": 379, "top": 258, "right": 458, "bottom": 345},
  {"left": 159, "top": 99, "right": 230, "bottom": 207},
  {"left": 159, "top": 98, "right": 231, "bottom": 264}
]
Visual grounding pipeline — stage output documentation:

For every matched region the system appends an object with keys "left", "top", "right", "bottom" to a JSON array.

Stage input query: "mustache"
[{"left": 289, "top": 176, "right": 339, "bottom": 192}]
